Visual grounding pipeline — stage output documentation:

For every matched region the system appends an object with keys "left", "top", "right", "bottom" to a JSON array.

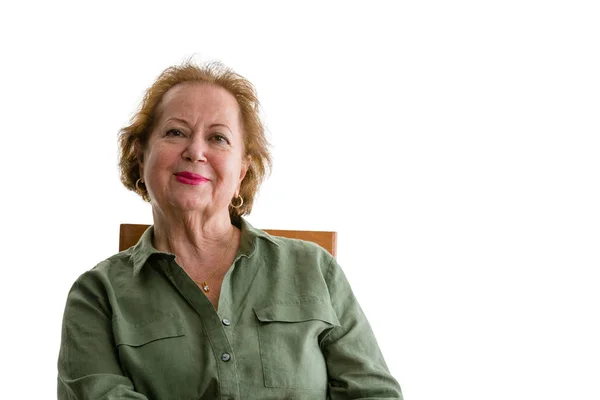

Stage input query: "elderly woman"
[{"left": 58, "top": 61, "right": 402, "bottom": 400}]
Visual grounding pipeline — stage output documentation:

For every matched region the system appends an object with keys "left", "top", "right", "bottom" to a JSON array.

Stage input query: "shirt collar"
[{"left": 130, "top": 217, "right": 278, "bottom": 277}]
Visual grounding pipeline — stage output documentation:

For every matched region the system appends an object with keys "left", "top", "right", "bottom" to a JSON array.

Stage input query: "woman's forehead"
[{"left": 158, "top": 83, "right": 240, "bottom": 121}]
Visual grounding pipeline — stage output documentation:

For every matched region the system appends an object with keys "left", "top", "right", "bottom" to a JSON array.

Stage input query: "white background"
[{"left": 1, "top": 1, "right": 599, "bottom": 399}]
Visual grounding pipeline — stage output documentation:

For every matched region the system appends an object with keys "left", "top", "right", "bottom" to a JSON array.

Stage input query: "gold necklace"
[{"left": 192, "top": 228, "right": 235, "bottom": 293}]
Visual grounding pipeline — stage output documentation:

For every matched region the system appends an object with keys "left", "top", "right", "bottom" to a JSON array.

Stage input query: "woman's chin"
[{"left": 159, "top": 196, "right": 211, "bottom": 214}]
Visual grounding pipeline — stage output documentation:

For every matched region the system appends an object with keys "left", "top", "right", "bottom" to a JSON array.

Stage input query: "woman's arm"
[
  {"left": 322, "top": 257, "right": 403, "bottom": 399},
  {"left": 58, "top": 274, "right": 148, "bottom": 400}
]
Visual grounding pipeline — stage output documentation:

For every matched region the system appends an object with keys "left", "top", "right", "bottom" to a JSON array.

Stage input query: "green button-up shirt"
[{"left": 58, "top": 218, "right": 402, "bottom": 399}]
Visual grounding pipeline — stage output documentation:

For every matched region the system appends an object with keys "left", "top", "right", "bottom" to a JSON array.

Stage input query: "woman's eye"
[
  {"left": 166, "top": 129, "right": 184, "bottom": 137},
  {"left": 211, "top": 134, "right": 229, "bottom": 144}
]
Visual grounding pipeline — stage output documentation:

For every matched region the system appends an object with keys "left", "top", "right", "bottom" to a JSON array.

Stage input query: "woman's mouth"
[{"left": 174, "top": 172, "right": 209, "bottom": 185}]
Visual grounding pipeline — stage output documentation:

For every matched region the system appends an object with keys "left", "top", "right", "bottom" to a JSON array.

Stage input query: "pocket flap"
[
  {"left": 254, "top": 301, "right": 340, "bottom": 326},
  {"left": 114, "top": 316, "right": 185, "bottom": 347}
]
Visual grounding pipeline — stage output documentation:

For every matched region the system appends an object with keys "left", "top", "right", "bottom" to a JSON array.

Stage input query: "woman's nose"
[{"left": 182, "top": 137, "right": 207, "bottom": 163}]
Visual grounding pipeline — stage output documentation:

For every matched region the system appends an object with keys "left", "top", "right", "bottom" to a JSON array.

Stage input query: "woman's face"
[{"left": 139, "top": 83, "right": 248, "bottom": 216}]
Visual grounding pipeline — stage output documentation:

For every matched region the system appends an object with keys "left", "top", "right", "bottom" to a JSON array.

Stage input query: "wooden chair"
[{"left": 119, "top": 224, "right": 337, "bottom": 257}]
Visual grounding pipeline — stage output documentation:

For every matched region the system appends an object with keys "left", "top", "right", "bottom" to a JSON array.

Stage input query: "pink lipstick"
[{"left": 174, "top": 171, "right": 209, "bottom": 185}]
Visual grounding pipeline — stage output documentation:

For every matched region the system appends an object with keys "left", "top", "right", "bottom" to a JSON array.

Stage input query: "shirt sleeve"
[
  {"left": 321, "top": 256, "right": 403, "bottom": 400},
  {"left": 57, "top": 273, "right": 148, "bottom": 400}
]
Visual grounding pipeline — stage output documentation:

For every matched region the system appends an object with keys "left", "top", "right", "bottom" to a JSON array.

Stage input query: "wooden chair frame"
[{"left": 119, "top": 224, "right": 337, "bottom": 257}]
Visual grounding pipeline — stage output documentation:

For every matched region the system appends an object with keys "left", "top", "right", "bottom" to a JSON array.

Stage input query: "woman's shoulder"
[
  {"left": 241, "top": 219, "right": 334, "bottom": 266},
  {"left": 257, "top": 230, "right": 333, "bottom": 261},
  {"left": 263, "top": 231, "right": 328, "bottom": 252},
  {"left": 73, "top": 248, "right": 137, "bottom": 288},
  {"left": 247, "top": 229, "right": 338, "bottom": 284}
]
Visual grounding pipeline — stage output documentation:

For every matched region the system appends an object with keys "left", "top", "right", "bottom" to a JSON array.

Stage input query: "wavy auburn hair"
[{"left": 118, "top": 61, "right": 271, "bottom": 223}]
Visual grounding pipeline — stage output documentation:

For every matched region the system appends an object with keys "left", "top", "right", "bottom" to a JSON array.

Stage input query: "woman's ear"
[
  {"left": 238, "top": 155, "right": 250, "bottom": 183},
  {"left": 134, "top": 141, "right": 144, "bottom": 166},
  {"left": 134, "top": 141, "right": 145, "bottom": 180}
]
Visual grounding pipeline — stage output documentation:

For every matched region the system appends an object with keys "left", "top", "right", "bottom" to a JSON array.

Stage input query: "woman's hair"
[{"left": 118, "top": 61, "right": 272, "bottom": 223}]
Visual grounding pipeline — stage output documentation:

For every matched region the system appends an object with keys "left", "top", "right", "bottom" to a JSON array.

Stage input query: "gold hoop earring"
[
  {"left": 135, "top": 178, "right": 144, "bottom": 193},
  {"left": 231, "top": 195, "right": 244, "bottom": 209}
]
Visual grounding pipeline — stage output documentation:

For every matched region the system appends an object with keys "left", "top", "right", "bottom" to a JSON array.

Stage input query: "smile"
[{"left": 174, "top": 172, "right": 209, "bottom": 185}]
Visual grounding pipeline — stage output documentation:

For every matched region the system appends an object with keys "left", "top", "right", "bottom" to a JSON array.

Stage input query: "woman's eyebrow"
[
  {"left": 163, "top": 118, "right": 233, "bottom": 134},
  {"left": 209, "top": 123, "right": 233, "bottom": 133},
  {"left": 165, "top": 117, "right": 190, "bottom": 125}
]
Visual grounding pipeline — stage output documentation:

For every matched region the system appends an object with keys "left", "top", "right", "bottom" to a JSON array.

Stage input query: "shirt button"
[
  {"left": 221, "top": 353, "right": 231, "bottom": 362},
  {"left": 222, "top": 318, "right": 231, "bottom": 326}
]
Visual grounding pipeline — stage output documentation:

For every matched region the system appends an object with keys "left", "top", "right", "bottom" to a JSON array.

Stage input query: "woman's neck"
[{"left": 151, "top": 207, "right": 235, "bottom": 266}]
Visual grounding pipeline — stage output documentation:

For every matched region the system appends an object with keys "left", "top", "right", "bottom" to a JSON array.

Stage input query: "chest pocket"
[
  {"left": 112, "top": 316, "right": 191, "bottom": 395},
  {"left": 254, "top": 300, "right": 340, "bottom": 389},
  {"left": 113, "top": 315, "right": 186, "bottom": 374},
  {"left": 113, "top": 316, "right": 185, "bottom": 347}
]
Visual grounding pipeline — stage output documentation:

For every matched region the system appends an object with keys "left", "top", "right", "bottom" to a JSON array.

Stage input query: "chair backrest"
[{"left": 119, "top": 224, "right": 337, "bottom": 257}]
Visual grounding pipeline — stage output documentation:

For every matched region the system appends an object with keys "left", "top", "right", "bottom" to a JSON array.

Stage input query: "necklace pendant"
[{"left": 201, "top": 281, "right": 210, "bottom": 292}]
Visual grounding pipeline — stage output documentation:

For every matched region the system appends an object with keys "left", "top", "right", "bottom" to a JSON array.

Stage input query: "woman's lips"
[{"left": 174, "top": 172, "right": 209, "bottom": 185}]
